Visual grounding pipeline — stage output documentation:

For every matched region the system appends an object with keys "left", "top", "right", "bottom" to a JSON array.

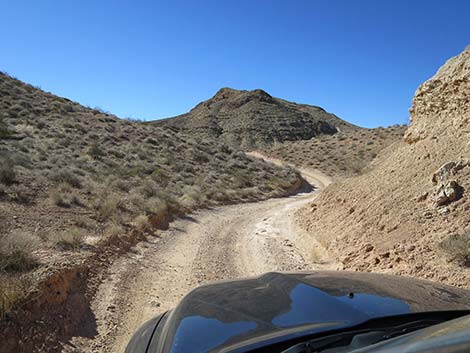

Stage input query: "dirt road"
[{"left": 70, "top": 161, "right": 335, "bottom": 353}]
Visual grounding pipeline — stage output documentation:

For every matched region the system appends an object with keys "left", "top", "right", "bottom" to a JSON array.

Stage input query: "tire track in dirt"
[{"left": 67, "top": 160, "right": 336, "bottom": 353}]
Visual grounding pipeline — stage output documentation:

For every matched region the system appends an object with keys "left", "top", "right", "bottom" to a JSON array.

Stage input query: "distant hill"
[{"left": 152, "top": 87, "right": 359, "bottom": 149}]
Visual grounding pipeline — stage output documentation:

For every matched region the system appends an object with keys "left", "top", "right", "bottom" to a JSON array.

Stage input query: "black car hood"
[{"left": 151, "top": 271, "right": 470, "bottom": 353}]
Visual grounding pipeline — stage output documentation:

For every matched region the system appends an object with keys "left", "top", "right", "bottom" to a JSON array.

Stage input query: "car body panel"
[{"left": 129, "top": 271, "right": 470, "bottom": 353}]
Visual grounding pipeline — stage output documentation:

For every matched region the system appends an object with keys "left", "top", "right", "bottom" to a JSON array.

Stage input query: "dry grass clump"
[
  {"left": 133, "top": 215, "right": 149, "bottom": 233},
  {"left": 0, "top": 116, "right": 10, "bottom": 139},
  {"left": 49, "top": 169, "right": 82, "bottom": 188},
  {"left": 439, "top": 232, "right": 470, "bottom": 267},
  {"left": 0, "top": 232, "right": 38, "bottom": 272},
  {"left": 49, "top": 184, "right": 82, "bottom": 207},
  {"left": 0, "top": 155, "right": 16, "bottom": 185},
  {"left": 49, "top": 228, "right": 85, "bottom": 251},
  {"left": 0, "top": 274, "right": 31, "bottom": 320},
  {"left": 93, "top": 194, "right": 124, "bottom": 222}
]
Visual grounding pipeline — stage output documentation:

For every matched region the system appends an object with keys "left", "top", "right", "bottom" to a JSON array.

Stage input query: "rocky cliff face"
[
  {"left": 152, "top": 87, "right": 359, "bottom": 149},
  {"left": 297, "top": 48, "right": 470, "bottom": 287},
  {"left": 405, "top": 48, "right": 470, "bottom": 143}
]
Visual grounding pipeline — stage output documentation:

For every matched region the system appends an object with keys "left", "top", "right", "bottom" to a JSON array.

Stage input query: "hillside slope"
[
  {"left": 0, "top": 71, "right": 302, "bottom": 349},
  {"left": 263, "top": 125, "right": 406, "bottom": 177},
  {"left": 153, "top": 87, "right": 358, "bottom": 149},
  {"left": 297, "top": 48, "right": 470, "bottom": 287}
]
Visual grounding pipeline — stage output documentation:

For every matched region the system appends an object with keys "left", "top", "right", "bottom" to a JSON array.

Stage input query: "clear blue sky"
[{"left": 2, "top": 0, "right": 469, "bottom": 128}]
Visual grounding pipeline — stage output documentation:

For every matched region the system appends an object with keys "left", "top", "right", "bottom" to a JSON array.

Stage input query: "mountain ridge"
[{"left": 152, "top": 87, "right": 359, "bottom": 149}]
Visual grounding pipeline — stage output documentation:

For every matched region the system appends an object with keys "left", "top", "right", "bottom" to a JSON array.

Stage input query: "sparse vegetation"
[
  {"left": 0, "top": 71, "right": 301, "bottom": 324},
  {"left": 0, "top": 156, "right": 16, "bottom": 185},
  {"left": 0, "top": 232, "right": 38, "bottom": 272},
  {"left": 49, "top": 184, "right": 81, "bottom": 207},
  {"left": 0, "top": 116, "right": 10, "bottom": 138},
  {"left": 153, "top": 87, "right": 354, "bottom": 149},
  {"left": 0, "top": 275, "right": 31, "bottom": 320},
  {"left": 49, "top": 228, "right": 85, "bottom": 251},
  {"left": 263, "top": 126, "right": 406, "bottom": 177}
]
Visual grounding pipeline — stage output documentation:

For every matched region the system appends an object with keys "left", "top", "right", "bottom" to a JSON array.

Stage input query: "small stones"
[
  {"left": 438, "top": 206, "right": 450, "bottom": 215},
  {"left": 363, "top": 244, "right": 374, "bottom": 253},
  {"left": 432, "top": 180, "right": 463, "bottom": 206},
  {"left": 423, "top": 211, "right": 433, "bottom": 219},
  {"left": 416, "top": 192, "right": 428, "bottom": 202},
  {"left": 379, "top": 251, "right": 390, "bottom": 259}
]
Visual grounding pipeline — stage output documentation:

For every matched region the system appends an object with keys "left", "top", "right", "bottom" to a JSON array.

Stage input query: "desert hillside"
[
  {"left": 263, "top": 125, "right": 406, "bottom": 177},
  {"left": 0, "top": 72, "right": 302, "bottom": 337},
  {"left": 297, "top": 48, "right": 470, "bottom": 287},
  {"left": 153, "top": 87, "right": 359, "bottom": 149}
]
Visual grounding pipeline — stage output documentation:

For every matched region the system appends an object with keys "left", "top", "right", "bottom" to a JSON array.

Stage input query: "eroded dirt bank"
[{"left": 67, "top": 164, "right": 335, "bottom": 353}]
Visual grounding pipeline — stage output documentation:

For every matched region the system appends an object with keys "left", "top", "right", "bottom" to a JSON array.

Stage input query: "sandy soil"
[{"left": 67, "top": 159, "right": 335, "bottom": 353}]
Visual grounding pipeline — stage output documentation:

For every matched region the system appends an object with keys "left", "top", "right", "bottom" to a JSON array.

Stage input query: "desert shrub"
[
  {"left": 151, "top": 169, "right": 170, "bottom": 186},
  {"left": 50, "top": 169, "right": 82, "bottom": 188},
  {"left": 0, "top": 154, "right": 17, "bottom": 185},
  {"left": 49, "top": 184, "right": 82, "bottom": 207},
  {"left": 0, "top": 275, "right": 32, "bottom": 320},
  {"left": 133, "top": 214, "right": 149, "bottom": 232},
  {"left": 139, "top": 179, "right": 160, "bottom": 199},
  {"left": 109, "top": 149, "right": 125, "bottom": 159},
  {"left": 88, "top": 143, "right": 105, "bottom": 158},
  {"left": 93, "top": 194, "right": 123, "bottom": 222},
  {"left": 73, "top": 216, "right": 92, "bottom": 229},
  {"left": 439, "top": 233, "right": 470, "bottom": 267},
  {"left": 137, "top": 149, "right": 150, "bottom": 161},
  {"left": 145, "top": 137, "right": 158, "bottom": 146},
  {"left": 0, "top": 232, "right": 38, "bottom": 272},
  {"left": 110, "top": 178, "right": 132, "bottom": 192},
  {"left": 106, "top": 224, "right": 123, "bottom": 238},
  {"left": 0, "top": 116, "right": 10, "bottom": 138},
  {"left": 35, "top": 120, "right": 46, "bottom": 129},
  {"left": 232, "top": 170, "right": 254, "bottom": 188},
  {"left": 9, "top": 185, "right": 32, "bottom": 204},
  {"left": 50, "top": 228, "right": 84, "bottom": 251}
]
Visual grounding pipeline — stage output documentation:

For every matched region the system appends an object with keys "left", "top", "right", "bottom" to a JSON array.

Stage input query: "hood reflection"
[
  {"left": 171, "top": 316, "right": 257, "bottom": 353},
  {"left": 164, "top": 271, "right": 470, "bottom": 353},
  {"left": 272, "top": 284, "right": 410, "bottom": 328}
]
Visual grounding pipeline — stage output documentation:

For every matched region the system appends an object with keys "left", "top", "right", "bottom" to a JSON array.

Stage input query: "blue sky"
[{"left": 1, "top": 1, "right": 469, "bottom": 128}]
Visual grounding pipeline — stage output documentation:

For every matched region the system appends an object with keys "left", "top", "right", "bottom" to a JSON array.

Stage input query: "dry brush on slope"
[
  {"left": 153, "top": 87, "right": 359, "bottom": 149},
  {"left": 0, "top": 72, "right": 302, "bottom": 351},
  {"left": 263, "top": 125, "right": 406, "bottom": 178},
  {"left": 297, "top": 48, "right": 470, "bottom": 287}
]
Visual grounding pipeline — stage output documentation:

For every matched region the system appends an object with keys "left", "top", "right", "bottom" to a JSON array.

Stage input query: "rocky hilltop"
[
  {"left": 298, "top": 48, "right": 470, "bottom": 287},
  {"left": 153, "top": 87, "right": 358, "bottom": 148}
]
